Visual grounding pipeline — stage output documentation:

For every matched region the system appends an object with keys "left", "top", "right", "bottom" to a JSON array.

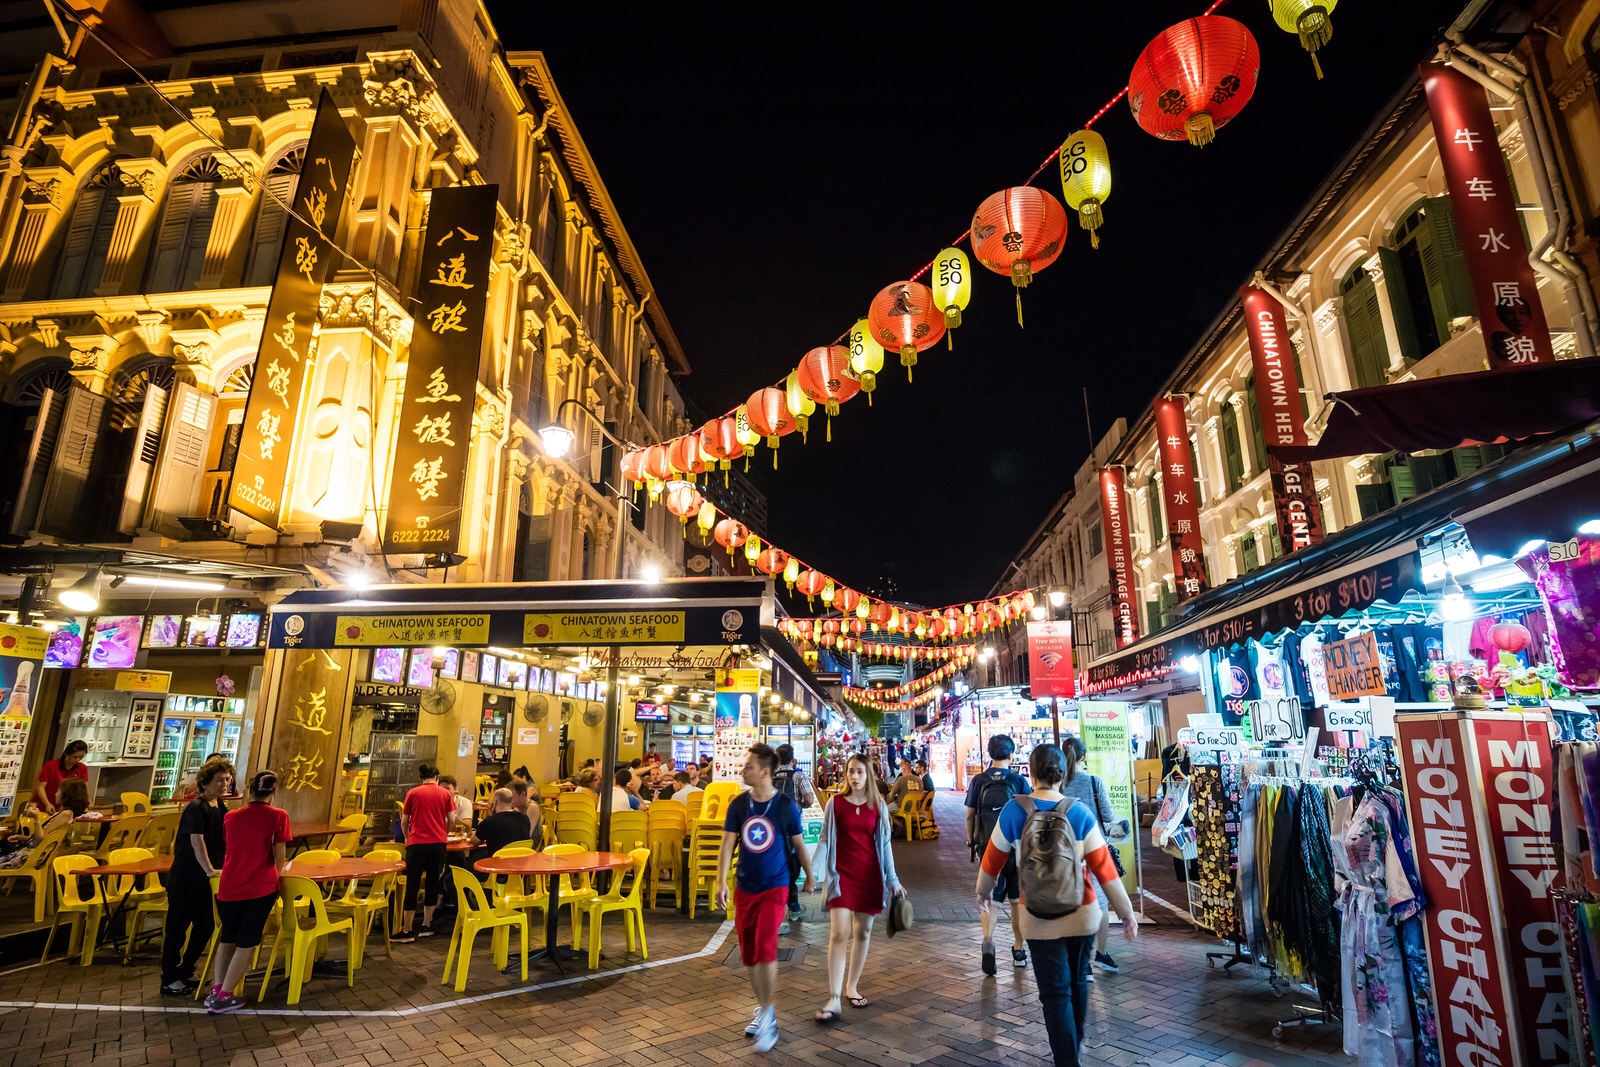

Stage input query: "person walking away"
[
  {"left": 206, "top": 771, "right": 289, "bottom": 1013},
  {"left": 392, "top": 763, "right": 454, "bottom": 942},
  {"left": 888, "top": 760, "right": 923, "bottom": 809},
  {"left": 772, "top": 743, "right": 817, "bottom": 927},
  {"left": 715, "top": 743, "right": 814, "bottom": 1053},
  {"left": 916, "top": 760, "right": 935, "bottom": 793},
  {"left": 160, "top": 757, "right": 231, "bottom": 995},
  {"left": 472, "top": 788, "right": 531, "bottom": 858},
  {"left": 1062, "top": 737, "right": 1121, "bottom": 973},
  {"left": 966, "top": 734, "right": 1029, "bottom": 974},
  {"left": 975, "top": 743, "right": 1137, "bottom": 1066},
  {"left": 32, "top": 740, "right": 88, "bottom": 814},
  {"left": 810, "top": 753, "right": 904, "bottom": 1023}
]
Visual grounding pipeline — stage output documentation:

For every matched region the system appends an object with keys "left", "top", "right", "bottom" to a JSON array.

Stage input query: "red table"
[{"left": 473, "top": 851, "right": 631, "bottom": 971}]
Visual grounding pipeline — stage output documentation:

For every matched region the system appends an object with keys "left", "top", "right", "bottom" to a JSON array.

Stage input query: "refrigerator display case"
[
  {"left": 695, "top": 725, "right": 714, "bottom": 764},
  {"left": 478, "top": 697, "right": 507, "bottom": 767},
  {"left": 218, "top": 717, "right": 244, "bottom": 764},
  {"left": 152, "top": 718, "right": 189, "bottom": 802},
  {"left": 68, "top": 689, "right": 134, "bottom": 764},
  {"left": 181, "top": 719, "right": 220, "bottom": 782}
]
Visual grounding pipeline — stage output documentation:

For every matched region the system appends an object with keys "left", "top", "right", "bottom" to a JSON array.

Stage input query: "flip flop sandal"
[
  {"left": 847, "top": 996, "right": 870, "bottom": 1009},
  {"left": 814, "top": 1010, "right": 843, "bottom": 1024}
]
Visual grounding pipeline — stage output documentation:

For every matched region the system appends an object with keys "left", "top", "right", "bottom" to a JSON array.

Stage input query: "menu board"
[
  {"left": 184, "top": 616, "right": 221, "bottom": 648},
  {"left": 45, "top": 618, "right": 87, "bottom": 669},
  {"left": 498, "top": 659, "right": 528, "bottom": 690},
  {"left": 407, "top": 649, "right": 435, "bottom": 688},
  {"left": 460, "top": 650, "right": 479, "bottom": 682},
  {"left": 479, "top": 653, "right": 498, "bottom": 685},
  {"left": 714, "top": 726, "right": 759, "bottom": 783},
  {"left": 88, "top": 615, "right": 143, "bottom": 669},
  {"left": 145, "top": 614, "right": 183, "bottom": 648},
  {"left": 225, "top": 614, "right": 262, "bottom": 648},
  {"left": 439, "top": 648, "right": 459, "bottom": 679},
  {"left": 122, "top": 697, "right": 161, "bottom": 759},
  {"left": 372, "top": 647, "right": 405, "bottom": 684}
]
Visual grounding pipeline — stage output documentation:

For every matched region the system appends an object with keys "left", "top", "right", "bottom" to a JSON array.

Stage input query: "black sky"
[{"left": 485, "top": 2, "right": 1465, "bottom": 609}]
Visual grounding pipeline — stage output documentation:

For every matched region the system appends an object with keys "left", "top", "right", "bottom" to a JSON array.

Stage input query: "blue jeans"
[{"left": 1028, "top": 935, "right": 1094, "bottom": 1066}]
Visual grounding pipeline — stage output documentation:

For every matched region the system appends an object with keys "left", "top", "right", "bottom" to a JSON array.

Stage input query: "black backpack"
[
  {"left": 773, "top": 767, "right": 801, "bottom": 807},
  {"left": 972, "top": 769, "right": 1022, "bottom": 858}
]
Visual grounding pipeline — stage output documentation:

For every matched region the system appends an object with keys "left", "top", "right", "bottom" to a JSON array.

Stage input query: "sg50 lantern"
[
  {"left": 1129, "top": 16, "right": 1260, "bottom": 147},
  {"left": 930, "top": 247, "right": 972, "bottom": 348},
  {"left": 1059, "top": 129, "right": 1112, "bottom": 249},
  {"left": 846, "top": 318, "right": 885, "bottom": 402},
  {"left": 1270, "top": 0, "right": 1336, "bottom": 79},
  {"left": 868, "top": 281, "right": 945, "bottom": 382},
  {"left": 970, "top": 188, "right": 1069, "bottom": 326},
  {"left": 785, "top": 369, "right": 816, "bottom": 441}
]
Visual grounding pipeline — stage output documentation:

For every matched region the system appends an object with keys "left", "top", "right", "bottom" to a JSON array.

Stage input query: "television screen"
[
  {"left": 555, "top": 672, "right": 575, "bottom": 695},
  {"left": 184, "top": 616, "right": 221, "bottom": 648},
  {"left": 634, "top": 701, "right": 668, "bottom": 722},
  {"left": 439, "top": 648, "right": 459, "bottom": 679},
  {"left": 498, "top": 659, "right": 527, "bottom": 689},
  {"left": 224, "top": 614, "right": 261, "bottom": 648},
  {"left": 45, "top": 618, "right": 87, "bottom": 669},
  {"left": 88, "top": 615, "right": 143, "bottom": 669},
  {"left": 460, "top": 650, "right": 479, "bottom": 682},
  {"left": 407, "top": 650, "right": 435, "bottom": 688},
  {"left": 371, "top": 647, "right": 405, "bottom": 684},
  {"left": 144, "top": 614, "right": 183, "bottom": 649},
  {"left": 479, "top": 654, "right": 498, "bottom": 685}
]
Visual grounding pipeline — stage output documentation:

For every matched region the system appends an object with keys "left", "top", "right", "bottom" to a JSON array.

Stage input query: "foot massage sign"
[{"left": 1395, "top": 709, "right": 1568, "bottom": 1067}]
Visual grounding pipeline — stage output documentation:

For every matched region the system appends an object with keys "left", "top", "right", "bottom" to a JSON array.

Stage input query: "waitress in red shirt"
[
  {"left": 205, "top": 770, "right": 289, "bottom": 1014},
  {"left": 33, "top": 740, "right": 88, "bottom": 814},
  {"left": 392, "top": 763, "right": 455, "bottom": 942}
]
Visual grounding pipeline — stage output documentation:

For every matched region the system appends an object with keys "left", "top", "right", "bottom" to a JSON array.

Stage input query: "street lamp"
[
  {"left": 1048, "top": 589, "right": 1066, "bottom": 607},
  {"left": 538, "top": 423, "right": 577, "bottom": 458}
]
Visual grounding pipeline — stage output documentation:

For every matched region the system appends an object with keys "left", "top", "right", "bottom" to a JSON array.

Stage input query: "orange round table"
[
  {"left": 86, "top": 854, "right": 173, "bottom": 962},
  {"left": 282, "top": 856, "right": 404, "bottom": 881},
  {"left": 473, "top": 851, "right": 632, "bottom": 970}
]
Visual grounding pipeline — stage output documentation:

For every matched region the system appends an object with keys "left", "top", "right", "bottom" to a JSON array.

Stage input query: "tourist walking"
[
  {"left": 1062, "top": 736, "right": 1121, "bottom": 973},
  {"left": 772, "top": 743, "right": 816, "bottom": 926},
  {"left": 206, "top": 771, "right": 289, "bottom": 1013},
  {"left": 965, "top": 733, "right": 1028, "bottom": 973},
  {"left": 159, "top": 757, "right": 231, "bottom": 995},
  {"left": 975, "top": 743, "right": 1137, "bottom": 1066},
  {"left": 392, "top": 762, "right": 455, "bottom": 942},
  {"left": 714, "top": 743, "right": 814, "bottom": 1053},
  {"left": 809, "top": 753, "right": 903, "bottom": 1023}
]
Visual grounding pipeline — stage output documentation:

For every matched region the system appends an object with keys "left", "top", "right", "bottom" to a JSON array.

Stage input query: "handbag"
[
  {"left": 1090, "top": 775, "right": 1127, "bottom": 876},
  {"left": 888, "top": 893, "right": 915, "bottom": 937}
]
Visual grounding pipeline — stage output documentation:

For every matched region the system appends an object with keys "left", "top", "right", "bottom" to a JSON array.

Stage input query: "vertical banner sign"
[
  {"left": 1395, "top": 710, "right": 1520, "bottom": 1067},
  {"left": 384, "top": 184, "right": 499, "bottom": 553},
  {"left": 230, "top": 91, "right": 358, "bottom": 527},
  {"left": 1025, "top": 620, "right": 1075, "bottom": 698},
  {"left": 1239, "top": 285, "right": 1324, "bottom": 552},
  {"left": 1153, "top": 396, "right": 1209, "bottom": 601},
  {"left": 1470, "top": 712, "right": 1566, "bottom": 1066},
  {"left": 0, "top": 625, "right": 49, "bottom": 818},
  {"left": 1079, "top": 701, "right": 1137, "bottom": 896},
  {"left": 1420, "top": 64, "right": 1555, "bottom": 369},
  {"left": 1098, "top": 468, "right": 1141, "bottom": 647}
]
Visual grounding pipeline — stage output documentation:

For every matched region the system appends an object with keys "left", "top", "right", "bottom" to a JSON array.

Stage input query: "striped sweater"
[{"left": 975, "top": 794, "right": 1119, "bottom": 940}]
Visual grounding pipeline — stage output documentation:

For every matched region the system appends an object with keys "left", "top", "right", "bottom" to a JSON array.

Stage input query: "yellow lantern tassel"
[
  {"left": 1016, "top": 290, "right": 1024, "bottom": 328},
  {"left": 900, "top": 343, "right": 916, "bottom": 383},
  {"left": 1311, "top": 51, "right": 1324, "bottom": 79},
  {"left": 1186, "top": 111, "right": 1216, "bottom": 147},
  {"left": 826, "top": 413, "right": 831, "bottom": 442},
  {"left": 723, "top": 468, "right": 729, "bottom": 488}
]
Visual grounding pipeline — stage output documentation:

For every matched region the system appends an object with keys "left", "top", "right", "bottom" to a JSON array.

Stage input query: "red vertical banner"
[
  {"left": 1026, "top": 621, "right": 1075, "bottom": 698},
  {"left": 1240, "top": 285, "right": 1325, "bottom": 554},
  {"left": 1152, "top": 397, "right": 1208, "bottom": 602},
  {"left": 1470, "top": 712, "right": 1567, "bottom": 1067},
  {"left": 1098, "top": 468, "right": 1141, "bottom": 648},
  {"left": 1395, "top": 709, "right": 1522, "bottom": 1067},
  {"left": 1420, "top": 63, "right": 1555, "bottom": 368}
]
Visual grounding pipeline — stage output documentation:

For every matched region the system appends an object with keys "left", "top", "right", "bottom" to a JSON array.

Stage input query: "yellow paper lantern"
[
  {"left": 785, "top": 369, "right": 816, "bottom": 441},
  {"left": 1059, "top": 129, "right": 1112, "bottom": 250},
  {"left": 734, "top": 406, "right": 759, "bottom": 471},
  {"left": 846, "top": 318, "right": 885, "bottom": 402},
  {"left": 855, "top": 597, "right": 870, "bottom": 620},
  {"left": 742, "top": 534, "right": 761, "bottom": 563},
  {"left": 1270, "top": 0, "right": 1336, "bottom": 79},
  {"left": 782, "top": 555, "right": 800, "bottom": 592},
  {"left": 821, "top": 578, "right": 835, "bottom": 606},
  {"left": 930, "top": 247, "right": 972, "bottom": 348}
]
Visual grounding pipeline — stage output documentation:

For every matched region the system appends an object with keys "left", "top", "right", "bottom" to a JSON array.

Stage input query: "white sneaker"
[
  {"left": 753, "top": 1009, "right": 779, "bottom": 1052},
  {"left": 744, "top": 1005, "right": 766, "bottom": 1036}
]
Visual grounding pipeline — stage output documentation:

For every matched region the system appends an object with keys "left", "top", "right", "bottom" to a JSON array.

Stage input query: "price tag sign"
[
  {"left": 1177, "top": 727, "right": 1196, "bottom": 745},
  {"left": 1323, "top": 702, "right": 1374, "bottom": 738},
  {"left": 1191, "top": 727, "right": 1245, "bottom": 751}
]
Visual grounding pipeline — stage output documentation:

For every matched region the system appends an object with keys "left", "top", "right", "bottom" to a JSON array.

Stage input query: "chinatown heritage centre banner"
[
  {"left": 1239, "top": 285, "right": 1324, "bottom": 553},
  {"left": 1421, "top": 63, "right": 1555, "bottom": 369},
  {"left": 1153, "top": 396, "right": 1208, "bottom": 601},
  {"left": 383, "top": 183, "right": 499, "bottom": 554},
  {"left": 1098, "top": 468, "right": 1141, "bottom": 647},
  {"left": 229, "top": 90, "right": 359, "bottom": 527},
  {"left": 1025, "top": 620, "right": 1075, "bottom": 698}
]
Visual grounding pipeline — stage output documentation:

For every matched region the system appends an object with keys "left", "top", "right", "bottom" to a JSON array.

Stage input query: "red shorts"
[{"left": 733, "top": 885, "right": 788, "bottom": 966}]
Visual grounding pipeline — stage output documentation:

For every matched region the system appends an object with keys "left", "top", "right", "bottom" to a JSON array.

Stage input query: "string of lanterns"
[
  {"left": 843, "top": 656, "right": 972, "bottom": 702},
  {"left": 844, "top": 687, "right": 941, "bottom": 714},
  {"left": 775, "top": 635, "right": 977, "bottom": 662}
]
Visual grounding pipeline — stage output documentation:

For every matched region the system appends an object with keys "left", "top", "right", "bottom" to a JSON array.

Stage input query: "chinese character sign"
[
  {"left": 229, "top": 90, "right": 358, "bottom": 528},
  {"left": 1097, "top": 468, "right": 1141, "bottom": 648},
  {"left": 1026, "top": 620, "right": 1075, "bottom": 698},
  {"left": 1153, "top": 397, "right": 1208, "bottom": 602},
  {"left": 265, "top": 649, "right": 353, "bottom": 826},
  {"left": 384, "top": 183, "right": 499, "bottom": 554},
  {"left": 1421, "top": 63, "right": 1555, "bottom": 369}
]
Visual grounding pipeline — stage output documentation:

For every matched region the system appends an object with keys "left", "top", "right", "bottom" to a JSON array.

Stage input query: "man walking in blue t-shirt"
[{"left": 715, "top": 742, "right": 815, "bottom": 1053}]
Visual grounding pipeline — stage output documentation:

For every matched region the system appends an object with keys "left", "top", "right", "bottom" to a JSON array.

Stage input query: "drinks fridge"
[
  {"left": 670, "top": 724, "right": 696, "bottom": 771},
  {"left": 180, "top": 718, "right": 220, "bottom": 782},
  {"left": 152, "top": 718, "right": 189, "bottom": 802}
]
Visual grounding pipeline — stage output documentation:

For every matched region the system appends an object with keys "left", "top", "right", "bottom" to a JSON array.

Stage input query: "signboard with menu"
[{"left": 0, "top": 625, "right": 50, "bottom": 818}]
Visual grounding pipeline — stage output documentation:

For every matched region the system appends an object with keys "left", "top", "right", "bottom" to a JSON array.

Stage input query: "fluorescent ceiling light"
[{"left": 117, "top": 575, "right": 227, "bottom": 593}]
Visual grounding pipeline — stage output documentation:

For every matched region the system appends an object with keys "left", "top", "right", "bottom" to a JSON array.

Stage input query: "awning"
[
  {"left": 1276, "top": 357, "right": 1600, "bottom": 462},
  {"left": 1452, "top": 456, "right": 1600, "bottom": 560}
]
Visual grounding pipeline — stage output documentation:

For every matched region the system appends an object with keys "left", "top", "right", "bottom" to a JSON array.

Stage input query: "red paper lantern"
[
  {"left": 701, "top": 417, "right": 743, "bottom": 474},
  {"left": 668, "top": 432, "right": 707, "bottom": 477},
  {"left": 971, "top": 187, "right": 1069, "bottom": 326},
  {"left": 868, "top": 281, "right": 946, "bottom": 382},
  {"left": 834, "top": 587, "right": 860, "bottom": 615},
  {"left": 796, "top": 346, "right": 861, "bottom": 439},
  {"left": 870, "top": 602, "right": 893, "bottom": 626},
  {"left": 795, "top": 569, "right": 828, "bottom": 608},
  {"left": 620, "top": 449, "right": 645, "bottom": 484},
  {"left": 664, "top": 481, "right": 702, "bottom": 526},
  {"left": 755, "top": 547, "right": 789, "bottom": 576},
  {"left": 713, "top": 518, "right": 748, "bottom": 557},
  {"left": 1128, "top": 16, "right": 1260, "bottom": 147},
  {"left": 746, "top": 386, "right": 795, "bottom": 456},
  {"left": 642, "top": 444, "right": 672, "bottom": 482},
  {"left": 1488, "top": 621, "right": 1533, "bottom": 655}
]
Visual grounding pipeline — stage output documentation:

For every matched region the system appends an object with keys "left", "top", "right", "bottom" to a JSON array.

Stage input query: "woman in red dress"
[{"left": 811, "top": 753, "right": 904, "bottom": 1022}]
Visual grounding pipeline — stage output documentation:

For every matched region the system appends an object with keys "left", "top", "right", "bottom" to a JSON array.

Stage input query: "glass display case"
[
  {"left": 181, "top": 719, "right": 220, "bottom": 781},
  {"left": 152, "top": 718, "right": 189, "bottom": 802},
  {"left": 218, "top": 717, "right": 244, "bottom": 764},
  {"left": 478, "top": 698, "right": 507, "bottom": 767},
  {"left": 68, "top": 689, "right": 134, "bottom": 764}
]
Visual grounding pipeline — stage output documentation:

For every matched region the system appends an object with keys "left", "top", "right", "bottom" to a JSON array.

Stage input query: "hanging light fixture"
[{"left": 58, "top": 567, "right": 103, "bottom": 613}]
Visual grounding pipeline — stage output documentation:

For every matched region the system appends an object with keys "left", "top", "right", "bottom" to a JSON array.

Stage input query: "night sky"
[{"left": 487, "top": 2, "right": 1465, "bottom": 609}]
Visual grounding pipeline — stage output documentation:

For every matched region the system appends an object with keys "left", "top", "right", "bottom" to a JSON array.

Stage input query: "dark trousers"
[
  {"left": 159, "top": 872, "right": 214, "bottom": 985},
  {"left": 402, "top": 842, "right": 448, "bottom": 916},
  {"left": 1028, "top": 936, "right": 1094, "bottom": 1067}
]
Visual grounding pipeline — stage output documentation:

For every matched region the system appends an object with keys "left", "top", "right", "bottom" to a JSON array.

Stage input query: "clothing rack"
[{"left": 1242, "top": 774, "right": 1355, "bottom": 788}]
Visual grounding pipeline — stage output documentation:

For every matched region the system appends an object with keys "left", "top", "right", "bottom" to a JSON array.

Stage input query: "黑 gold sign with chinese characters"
[
  {"left": 522, "top": 612, "right": 686, "bottom": 644},
  {"left": 383, "top": 183, "right": 500, "bottom": 554},
  {"left": 332, "top": 614, "right": 491, "bottom": 646},
  {"left": 228, "top": 90, "right": 359, "bottom": 529}
]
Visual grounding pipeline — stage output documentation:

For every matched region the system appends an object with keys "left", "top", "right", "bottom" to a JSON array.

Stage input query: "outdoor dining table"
[
  {"left": 275, "top": 856, "right": 405, "bottom": 978},
  {"left": 473, "top": 850, "right": 632, "bottom": 972},
  {"left": 286, "top": 822, "right": 350, "bottom": 855},
  {"left": 84, "top": 853, "right": 173, "bottom": 962}
]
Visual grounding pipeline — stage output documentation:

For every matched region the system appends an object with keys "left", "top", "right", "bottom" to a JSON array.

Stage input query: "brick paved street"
[{"left": 0, "top": 794, "right": 1351, "bottom": 1067}]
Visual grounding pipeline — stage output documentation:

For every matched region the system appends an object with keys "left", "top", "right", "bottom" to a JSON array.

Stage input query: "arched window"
[
  {"left": 244, "top": 147, "right": 304, "bottom": 287},
  {"left": 1382, "top": 198, "right": 1473, "bottom": 361},
  {"left": 1340, "top": 259, "right": 1388, "bottom": 389},
  {"left": 1218, "top": 393, "right": 1244, "bottom": 494},
  {"left": 1245, "top": 373, "right": 1269, "bottom": 472},
  {"left": 145, "top": 155, "right": 224, "bottom": 293},
  {"left": 1146, "top": 471, "right": 1164, "bottom": 545},
  {"left": 52, "top": 161, "right": 126, "bottom": 298}
]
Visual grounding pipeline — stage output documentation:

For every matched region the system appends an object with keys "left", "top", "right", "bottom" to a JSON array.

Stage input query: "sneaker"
[
  {"left": 753, "top": 1010, "right": 779, "bottom": 1053},
  {"left": 391, "top": 929, "right": 417, "bottom": 943},
  {"left": 787, "top": 905, "right": 802, "bottom": 923},
  {"left": 981, "top": 942, "right": 997, "bottom": 976},
  {"left": 207, "top": 992, "right": 245, "bottom": 1014},
  {"left": 1013, "top": 947, "right": 1028, "bottom": 968},
  {"left": 744, "top": 1006, "right": 767, "bottom": 1037},
  {"left": 417, "top": 926, "right": 436, "bottom": 938},
  {"left": 160, "top": 980, "right": 195, "bottom": 997},
  {"left": 1094, "top": 951, "right": 1119, "bottom": 973},
  {"left": 779, "top": 921, "right": 791, "bottom": 935}
]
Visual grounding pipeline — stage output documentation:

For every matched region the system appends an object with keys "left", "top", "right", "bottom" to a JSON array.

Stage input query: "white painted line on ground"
[
  {"left": 1140, "top": 889, "right": 1195, "bottom": 924},
  {"left": 0, "top": 921, "right": 734, "bottom": 1018}
]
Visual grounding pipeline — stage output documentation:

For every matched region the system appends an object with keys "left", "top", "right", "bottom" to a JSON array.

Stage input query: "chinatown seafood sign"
[
  {"left": 1099, "top": 468, "right": 1142, "bottom": 648},
  {"left": 1154, "top": 397, "right": 1209, "bottom": 601}
]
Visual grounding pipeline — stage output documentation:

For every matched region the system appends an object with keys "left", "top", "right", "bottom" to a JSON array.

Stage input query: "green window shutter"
[
  {"left": 1266, "top": 520, "right": 1282, "bottom": 560},
  {"left": 1377, "top": 245, "right": 1422, "bottom": 363},
  {"left": 1241, "top": 533, "right": 1259, "bottom": 573},
  {"left": 1245, "top": 378, "right": 1268, "bottom": 471},
  {"left": 1425, "top": 196, "right": 1476, "bottom": 320},
  {"left": 1388, "top": 460, "right": 1417, "bottom": 504},
  {"left": 1452, "top": 445, "right": 1485, "bottom": 478},
  {"left": 1356, "top": 482, "right": 1394, "bottom": 519},
  {"left": 1291, "top": 345, "right": 1310, "bottom": 418},
  {"left": 1410, "top": 454, "right": 1451, "bottom": 495},
  {"left": 1146, "top": 600, "right": 1162, "bottom": 635},
  {"left": 1343, "top": 270, "right": 1389, "bottom": 388},
  {"left": 1220, "top": 402, "right": 1243, "bottom": 492},
  {"left": 1190, "top": 435, "right": 1205, "bottom": 506},
  {"left": 1147, "top": 475, "right": 1164, "bottom": 545}
]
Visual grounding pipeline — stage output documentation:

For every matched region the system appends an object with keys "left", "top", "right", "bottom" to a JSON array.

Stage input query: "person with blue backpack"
[
  {"left": 965, "top": 734, "right": 1029, "bottom": 974},
  {"left": 975, "top": 743, "right": 1137, "bottom": 1067}
]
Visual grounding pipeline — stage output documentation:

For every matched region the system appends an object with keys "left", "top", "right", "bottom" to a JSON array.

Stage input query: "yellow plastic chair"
[
  {"left": 120, "top": 792, "right": 152, "bottom": 814},
  {"left": 193, "top": 876, "right": 225, "bottom": 999},
  {"left": 441, "top": 875, "right": 528, "bottom": 991},
  {"left": 135, "top": 810, "right": 182, "bottom": 855},
  {"left": 916, "top": 791, "right": 939, "bottom": 838},
  {"left": 540, "top": 822, "right": 558, "bottom": 848},
  {"left": 556, "top": 811, "right": 597, "bottom": 851},
  {"left": 327, "top": 866, "right": 397, "bottom": 967},
  {"left": 891, "top": 794, "right": 922, "bottom": 840},
  {"left": 487, "top": 845, "right": 548, "bottom": 933},
  {"left": 700, "top": 782, "right": 740, "bottom": 822},
  {"left": 92, "top": 815, "right": 149, "bottom": 860},
  {"left": 475, "top": 776, "right": 495, "bottom": 803},
  {"left": 106, "top": 846, "right": 167, "bottom": 961},
  {"left": 684, "top": 791, "right": 705, "bottom": 820},
  {"left": 608, "top": 810, "right": 648, "bottom": 855},
  {"left": 0, "top": 825, "right": 68, "bottom": 921},
  {"left": 539, "top": 784, "right": 562, "bottom": 800},
  {"left": 364, "top": 847, "right": 406, "bottom": 929},
  {"left": 260, "top": 876, "right": 353, "bottom": 1005},
  {"left": 326, "top": 813, "right": 368, "bottom": 856},
  {"left": 685, "top": 820, "right": 726, "bottom": 920},
  {"left": 543, "top": 843, "right": 598, "bottom": 941},
  {"left": 645, "top": 826, "right": 686, "bottom": 910},
  {"left": 556, "top": 790, "right": 597, "bottom": 814},
  {"left": 539, "top": 801, "right": 559, "bottom": 829},
  {"left": 39, "top": 855, "right": 106, "bottom": 965},
  {"left": 579, "top": 848, "right": 649, "bottom": 969},
  {"left": 296, "top": 848, "right": 342, "bottom": 863}
]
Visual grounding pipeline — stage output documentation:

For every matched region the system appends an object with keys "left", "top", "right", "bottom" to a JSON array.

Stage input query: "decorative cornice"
[
  {"left": 317, "top": 283, "right": 412, "bottom": 347},
  {"left": 472, "top": 392, "right": 506, "bottom": 438},
  {"left": 361, "top": 60, "right": 451, "bottom": 136},
  {"left": 24, "top": 178, "right": 65, "bottom": 208}
]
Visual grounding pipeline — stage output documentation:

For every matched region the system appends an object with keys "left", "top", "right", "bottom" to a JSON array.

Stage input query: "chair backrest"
[
  {"left": 918, "top": 791, "right": 935, "bottom": 814},
  {"left": 895, "top": 794, "right": 920, "bottom": 816},
  {"left": 701, "top": 782, "right": 740, "bottom": 822},
  {"left": 475, "top": 776, "right": 494, "bottom": 802},
  {"left": 556, "top": 821, "right": 597, "bottom": 850},
  {"left": 107, "top": 846, "right": 158, "bottom": 894},
  {"left": 136, "top": 811, "right": 182, "bottom": 855},
  {"left": 557, "top": 790, "right": 597, "bottom": 813},
  {"left": 297, "top": 848, "right": 341, "bottom": 863},
  {"left": 647, "top": 804, "right": 688, "bottom": 835},
  {"left": 609, "top": 811, "right": 648, "bottom": 851},
  {"left": 364, "top": 846, "right": 403, "bottom": 862},
  {"left": 120, "top": 792, "right": 152, "bottom": 814},
  {"left": 280, "top": 875, "right": 336, "bottom": 929},
  {"left": 52, "top": 854, "right": 104, "bottom": 906},
  {"left": 104, "top": 815, "right": 150, "bottom": 852},
  {"left": 608, "top": 847, "right": 650, "bottom": 903},
  {"left": 684, "top": 791, "right": 704, "bottom": 819},
  {"left": 454, "top": 871, "right": 497, "bottom": 915},
  {"left": 327, "top": 813, "right": 367, "bottom": 855},
  {"left": 20, "top": 825, "right": 68, "bottom": 874}
]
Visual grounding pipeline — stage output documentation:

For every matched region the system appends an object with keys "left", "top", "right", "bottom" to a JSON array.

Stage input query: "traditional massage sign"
[
  {"left": 1321, "top": 631, "right": 1389, "bottom": 700},
  {"left": 1098, "top": 468, "right": 1141, "bottom": 647},
  {"left": 384, "top": 183, "right": 499, "bottom": 553},
  {"left": 1421, "top": 63, "right": 1555, "bottom": 369},
  {"left": 230, "top": 91, "right": 359, "bottom": 527},
  {"left": 1239, "top": 285, "right": 1324, "bottom": 553},
  {"left": 1153, "top": 396, "right": 1209, "bottom": 602}
]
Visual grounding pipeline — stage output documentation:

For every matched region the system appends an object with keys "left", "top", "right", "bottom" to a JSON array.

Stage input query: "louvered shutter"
[
  {"left": 7, "top": 388, "right": 65, "bottom": 537},
  {"left": 1356, "top": 482, "right": 1394, "bottom": 520},
  {"left": 178, "top": 183, "right": 217, "bottom": 290},
  {"left": 1425, "top": 197, "right": 1475, "bottom": 320},
  {"left": 37, "top": 385, "right": 107, "bottom": 537},
  {"left": 585, "top": 425, "right": 603, "bottom": 485},
  {"left": 1377, "top": 245, "right": 1422, "bottom": 363},
  {"left": 1344, "top": 271, "right": 1389, "bottom": 388},
  {"left": 1245, "top": 382, "right": 1268, "bottom": 472},
  {"left": 147, "top": 382, "right": 215, "bottom": 536},
  {"left": 52, "top": 188, "right": 106, "bottom": 298},
  {"left": 1220, "top": 405, "right": 1243, "bottom": 492},
  {"left": 1388, "top": 461, "right": 1417, "bottom": 505},
  {"left": 145, "top": 184, "right": 197, "bottom": 294},
  {"left": 115, "top": 384, "right": 169, "bottom": 534},
  {"left": 244, "top": 173, "right": 295, "bottom": 287}
]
